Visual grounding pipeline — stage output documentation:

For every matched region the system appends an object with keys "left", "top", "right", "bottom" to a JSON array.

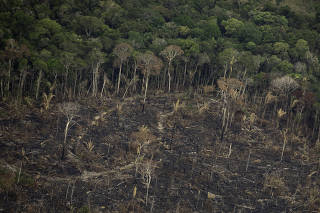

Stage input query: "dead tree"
[
  {"left": 160, "top": 45, "right": 183, "bottom": 92},
  {"left": 217, "top": 77, "right": 245, "bottom": 141},
  {"left": 270, "top": 75, "right": 299, "bottom": 127},
  {"left": 58, "top": 102, "right": 79, "bottom": 160},
  {"left": 113, "top": 43, "right": 133, "bottom": 95},
  {"left": 137, "top": 52, "right": 163, "bottom": 112},
  {"left": 139, "top": 160, "right": 155, "bottom": 206}
]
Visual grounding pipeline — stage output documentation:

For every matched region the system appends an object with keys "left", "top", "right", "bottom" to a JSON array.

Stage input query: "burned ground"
[{"left": 0, "top": 93, "right": 319, "bottom": 212}]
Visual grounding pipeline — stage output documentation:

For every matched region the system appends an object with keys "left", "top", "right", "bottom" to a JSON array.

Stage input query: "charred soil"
[{"left": 0, "top": 93, "right": 319, "bottom": 212}]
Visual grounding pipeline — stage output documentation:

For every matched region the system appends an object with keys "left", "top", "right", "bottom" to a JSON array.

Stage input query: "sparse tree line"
[{"left": 1, "top": 0, "right": 320, "bottom": 140}]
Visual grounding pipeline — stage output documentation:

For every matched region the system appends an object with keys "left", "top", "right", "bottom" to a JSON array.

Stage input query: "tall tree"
[
  {"left": 33, "top": 58, "right": 48, "bottom": 100},
  {"left": 218, "top": 48, "right": 239, "bottom": 78},
  {"left": 160, "top": 45, "right": 183, "bottom": 92},
  {"left": 60, "top": 52, "right": 75, "bottom": 97},
  {"left": 113, "top": 43, "right": 133, "bottom": 95},
  {"left": 137, "top": 51, "right": 163, "bottom": 108},
  {"left": 89, "top": 47, "right": 106, "bottom": 97},
  {"left": 75, "top": 16, "right": 105, "bottom": 38},
  {"left": 0, "top": 39, "right": 29, "bottom": 96}
]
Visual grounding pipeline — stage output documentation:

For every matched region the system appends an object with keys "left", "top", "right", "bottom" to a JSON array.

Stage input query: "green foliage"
[
  {"left": 239, "top": 22, "right": 262, "bottom": 44},
  {"left": 47, "top": 57, "right": 64, "bottom": 77},
  {"left": 295, "top": 39, "right": 309, "bottom": 57},
  {"left": 128, "top": 31, "right": 145, "bottom": 49},
  {"left": 249, "top": 10, "right": 288, "bottom": 26},
  {"left": 150, "top": 37, "right": 167, "bottom": 53},
  {"left": 173, "top": 38, "right": 200, "bottom": 57},
  {"left": 260, "top": 25, "right": 280, "bottom": 43},
  {"left": 33, "top": 59, "right": 48, "bottom": 72},
  {"left": 173, "top": 15, "right": 195, "bottom": 28},
  {"left": 273, "top": 42, "right": 289, "bottom": 55},
  {"left": 275, "top": 60, "right": 294, "bottom": 74},
  {"left": 100, "top": 0, "right": 126, "bottom": 28},
  {"left": 199, "top": 17, "right": 222, "bottom": 39},
  {"left": 218, "top": 48, "right": 239, "bottom": 67},
  {"left": 222, "top": 18, "right": 244, "bottom": 38},
  {"left": 0, "top": 0, "right": 319, "bottom": 110},
  {"left": 78, "top": 206, "right": 89, "bottom": 213},
  {"left": 178, "top": 26, "right": 191, "bottom": 38},
  {"left": 273, "top": 41, "right": 289, "bottom": 59},
  {"left": 238, "top": 51, "right": 262, "bottom": 74},
  {"left": 246, "top": 41, "right": 256, "bottom": 51}
]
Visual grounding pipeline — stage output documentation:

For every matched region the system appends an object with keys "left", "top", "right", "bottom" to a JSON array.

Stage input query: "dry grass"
[
  {"left": 173, "top": 99, "right": 185, "bottom": 113},
  {"left": 202, "top": 85, "right": 215, "bottom": 95},
  {"left": 265, "top": 92, "right": 277, "bottom": 105},
  {"left": 277, "top": 108, "right": 286, "bottom": 118},
  {"left": 263, "top": 171, "right": 288, "bottom": 196},
  {"left": 41, "top": 92, "right": 55, "bottom": 111},
  {"left": 197, "top": 101, "right": 209, "bottom": 114},
  {"left": 84, "top": 140, "right": 95, "bottom": 152}
]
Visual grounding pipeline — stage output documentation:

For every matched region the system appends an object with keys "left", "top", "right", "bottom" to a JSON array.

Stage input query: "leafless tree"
[
  {"left": 130, "top": 125, "right": 156, "bottom": 177},
  {"left": 195, "top": 52, "right": 210, "bottom": 87},
  {"left": 270, "top": 76, "right": 299, "bottom": 126},
  {"left": 58, "top": 102, "right": 80, "bottom": 160},
  {"left": 137, "top": 52, "right": 163, "bottom": 109},
  {"left": 294, "top": 62, "right": 307, "bottom": 74},
  {"left": 89, "top": 48, "right": 105, "bottom": 97},
  {"left": 271, "top": 75, "right": 299, "bottom": 95},
  {"left": 100, "top": 73, "right": 112, "bottom": 97},
  {"left": 160, "top": 45, "right": 183, "bottom": 92},
  {"left": 139, "top": 160, "right": 155, "bottom": 206},
  {"left": 0, "top": 39, "right": 29, "bottom": 96},
  {"left": 113, "top": 43, "right": 133, "bottom": 95}
]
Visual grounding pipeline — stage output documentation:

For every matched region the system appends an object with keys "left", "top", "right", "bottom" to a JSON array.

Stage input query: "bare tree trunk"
[
  {"left": 0, "top": 79, "right": 3, "bottom": 97},
  {"left": 100, "top": 73, "right": 108, "bottom": 97},
  {"left": 18, "top": 69, "right": 27, "bottom": 99},
  {"left": 197, "top": 66, "right": 201, "bottom": 89},
  {"left": 182, "top": 62, "right": 187, "bottom": 87},
  {"left": 168, "top": 61, "right": 172, "bottom": 92},
  {"left": 36, "top": 70, "right": 42, "bottom": 100},
  {"left": 73, "top": 71, "right": 78, "bottom": 98},
  {"left": 142, "top": 72, "right": 150, "bottom": 113},
  {"left": 189, "top": 64, "right": 198, "bottom": 87},
  {"left": 133, "top": 61, "right": 137, "bottom": 92},
  {"left": 168, "top": 71, "right": 171, "bottom": 93},
  {"left": 62, "top": 119, "right": 71, "bottom": 160},
  {"left": 161, "top": 68, "right": 166, "bottom": 90},
  {"left": 144, "top": 74, "right": 149, "bottom": 105},
  {"left": 92, "top": 61, "right": 101, "bottom": 97},
  {"left": 317, "top": 123, "right": 320, "bottom": 143},
  {"left": 174, "top": 63, "right": 179, "bottom": 91},
  {"left": 7, "top": 59, "right": 12, "bottom": 93},
  {"left": 77, "top": 70, "right": 82, "bottom": 97},
  {"left": 223, "top": 64, "right": 228, "bottom": 79},
  {"left": 117, "top": 62, "right": 123, "bottom": 95}
]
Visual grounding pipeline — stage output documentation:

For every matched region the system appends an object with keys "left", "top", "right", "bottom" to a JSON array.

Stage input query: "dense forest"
[
  {"left": 1, "top": 0, "right": 320, "bottom": 121},
  {"left": 0, "top": 2, "right": 318, "bottom": 94},
  {"left": 0, "top": 0, "right": 319, "bottom": 97},
  {"left": 1, "top": 0, "right": 320, "bottom": 212},
  {"left": 1, "top": 0, "right": 320, "bottom": 137}
]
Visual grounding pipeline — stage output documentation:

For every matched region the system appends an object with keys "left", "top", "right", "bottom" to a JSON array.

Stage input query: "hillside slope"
[{"left": 0, "top": 93, "right": 319, "bottom": 212}]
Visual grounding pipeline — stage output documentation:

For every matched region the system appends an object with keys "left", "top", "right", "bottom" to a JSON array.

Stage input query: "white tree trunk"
[
  {"left": 117, "top": 63, "right": 122, "bottom": 95},
  {"left": 36, "top": 70, "right": 42, "bottom": 100}
]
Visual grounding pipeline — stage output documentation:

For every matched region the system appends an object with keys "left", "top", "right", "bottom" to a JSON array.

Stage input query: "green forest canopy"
[{"left": 0, "top": 0, "right": 320, "bottom": 108}]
